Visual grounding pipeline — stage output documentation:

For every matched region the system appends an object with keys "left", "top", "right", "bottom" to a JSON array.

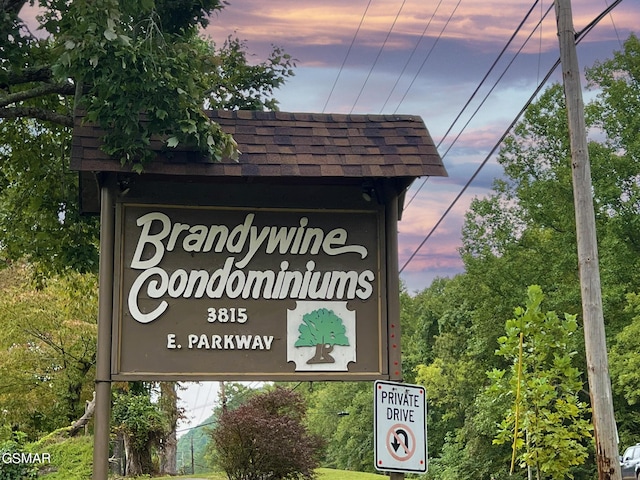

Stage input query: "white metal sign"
[{"left": 374, "top": 380, "right": 427, "bottom": 473}]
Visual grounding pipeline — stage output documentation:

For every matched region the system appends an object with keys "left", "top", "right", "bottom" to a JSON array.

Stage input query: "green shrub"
[
  {"left": 31, "top": 433, "right": 93, "bottom": 480},
  {"left": 0, "top": 438, "right": 38, "bottom": 480}
]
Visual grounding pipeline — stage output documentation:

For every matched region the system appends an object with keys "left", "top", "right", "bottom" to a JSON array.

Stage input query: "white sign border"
[{"left": 374, "top": 379, "right": 428, "bottom": 473}]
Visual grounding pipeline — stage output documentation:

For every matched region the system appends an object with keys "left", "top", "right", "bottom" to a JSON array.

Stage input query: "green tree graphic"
[{"left": 294, "top": 308, "right": 350, "bottom": 364}]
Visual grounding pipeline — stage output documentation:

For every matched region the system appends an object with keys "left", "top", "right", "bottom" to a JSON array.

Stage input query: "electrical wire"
[
  {"left": 403, "top": 0, "right": 545, "bottom": 210},
  {"left": 602, "top": 0, "right": 623, "bottom": 47},
  {"left": 392, "top": 0, "right": 463, "bottom": 114},
  {"left": 349, "top": 0, "right": 409, "bottom": 114},
  {"left": 437, "top": 3, "right": 554, "bottom": 163},
  {"left": 379, "top": 0, "right": 446, "bottom": 113},
  {"left": 399, "top": 0, "right": 625, "bottom": 274},
  {"left": 322, "top": 0, "right": 374, "bottom": 113},
  {"left": 399, "top": 57, "right": 558, "bottom": 274}
]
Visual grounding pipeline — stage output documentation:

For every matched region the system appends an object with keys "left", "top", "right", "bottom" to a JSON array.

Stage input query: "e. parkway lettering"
[{"left": 166, "top": 333, "right": 274, "bottom": 350}]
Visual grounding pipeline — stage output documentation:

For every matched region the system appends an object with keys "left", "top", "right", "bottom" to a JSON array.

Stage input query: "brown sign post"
[{"left": 71, "top": 110, "right": 446, "bottom": 478}]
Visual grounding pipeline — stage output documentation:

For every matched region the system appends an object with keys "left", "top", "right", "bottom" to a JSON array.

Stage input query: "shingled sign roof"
[{"left": 71, "top": 110, "right": 446, "bottom": 179}]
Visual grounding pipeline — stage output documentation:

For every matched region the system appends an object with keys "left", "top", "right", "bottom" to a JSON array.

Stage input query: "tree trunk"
[
  {"left": 68, "top": 391, "right": 95, "bottom": 437},
  {"left": 110, "top": 432, "right": 125, "bottom": 476},
  {"left": 159, "top": 382, "right": 179, "bottom": 475},
  {"left": 306, "top": 343, "right": 335, "bottom": 364},
  {"left": 123, "top": 434, "right": 154, "bottom": 476},
  {"left": 161, "top": 429, "right": 178, "bottom": 475}
]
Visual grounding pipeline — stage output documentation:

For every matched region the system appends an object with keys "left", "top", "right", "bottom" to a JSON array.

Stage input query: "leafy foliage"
[
  {"left": 112, "top": 384, "right": 168, "bottom": 476},
  {"left": 609, "top": 292, "right": 640, "bottom": 447},
  {"left": 210, "top": 387, "right": 325, "bottom": 480},
  {"left": 207, "top": 36, "right": 295, "bottom": 111},
  {"left": 0, "top": 1, "right": 295, "bottom": 274},
  {"left": 1, "top": 0, "right": 295, "bottom": 172},
  {"left": 0, "top": 434, "right": 38, "bottom": 480},
  {"left": 52, "top": 0, "right": 237, "bottom": 170},
  {"left": 305, "top": 382, "right": 375, "bottom": 473},
  {"left": 486, "top": 286, "right": 592, "bottom": 479},
  {"left": 0, "top": 264, "right": 97, "bottom": 439},
  {"left": 0, "top": 118, "right": 99, "bottom": 276}
]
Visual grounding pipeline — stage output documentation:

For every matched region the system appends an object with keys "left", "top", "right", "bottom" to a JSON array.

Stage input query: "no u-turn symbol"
[
  {"left": 387, "top": 424, "right": 416, "bottom": 461},
  {"left": 374, "top": 380, "right": 427, "bottom": 473}
]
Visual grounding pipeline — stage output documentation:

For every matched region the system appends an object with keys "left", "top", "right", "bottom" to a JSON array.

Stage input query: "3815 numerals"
[{"left": 207, "top": 307, "right": 248, "bottom": 323}]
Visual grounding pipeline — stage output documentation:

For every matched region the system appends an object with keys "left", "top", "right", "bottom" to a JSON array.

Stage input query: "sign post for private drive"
[{"left": 70, "top": 110, "right": 446, "bottom": 479}]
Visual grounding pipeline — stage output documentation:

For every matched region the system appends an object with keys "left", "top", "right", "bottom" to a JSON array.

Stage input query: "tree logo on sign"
[
  {"left": 294, "top": 308, "right": 349, "bottom": 364},
  {"left": 287, "top": 301, "right": 356, "bottom": 371}
]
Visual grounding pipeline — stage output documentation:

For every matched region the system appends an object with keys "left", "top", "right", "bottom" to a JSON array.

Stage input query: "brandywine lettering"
[
  {"left": 127, "top": 211, "right": 375, "bottom": 324},
  {"left": 131, "top": 212, "right": 368, "bottom": 269}
]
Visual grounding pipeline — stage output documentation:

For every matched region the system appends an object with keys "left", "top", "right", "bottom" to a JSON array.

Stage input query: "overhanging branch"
[
  {"left": 0, "top": 81, "right": 75, "bottom": 108},
  {"left": 0, "top": 66, "right": 55, "bottom": 89},
  {"left": 0, "top": 106, "right": 73, "bottom": 127}
]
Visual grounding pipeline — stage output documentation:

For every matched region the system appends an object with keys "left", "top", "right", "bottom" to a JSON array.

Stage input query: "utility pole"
[
  {"left": 220, "top": 381, "right": 227, "bottom": 412},
  {"left": 190, "top": 434, "right": 195, "bottom": 475},
  {"left": 554, "top": 1, "right": 621, "bottom": 479}
]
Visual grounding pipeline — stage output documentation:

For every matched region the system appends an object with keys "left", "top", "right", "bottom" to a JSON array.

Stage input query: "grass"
[
  {"left": 147, "top": 468, "right": 386, "bottom": 480},
  {"left": 30, "top": 433, "right": 385, "bottom": 480},
  {"left": 29, "top": 431, "right": 93, "bottom": 480},
  {"left": 317, "top": 467, "right": 387, "bottom": 479}
]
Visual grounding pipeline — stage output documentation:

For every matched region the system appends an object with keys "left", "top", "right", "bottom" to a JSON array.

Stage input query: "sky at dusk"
[{"left": 200, "top": 0, "right": 638, "bottom": 294}]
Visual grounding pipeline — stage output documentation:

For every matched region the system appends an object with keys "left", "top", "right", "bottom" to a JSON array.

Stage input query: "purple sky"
[{"left": 198, "top": 0, "right": 638, "bottom": 293}]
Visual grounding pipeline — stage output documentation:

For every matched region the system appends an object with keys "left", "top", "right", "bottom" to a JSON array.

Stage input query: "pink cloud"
[{"left": 204, "top": 0, "right": 638, "bottom": 59}]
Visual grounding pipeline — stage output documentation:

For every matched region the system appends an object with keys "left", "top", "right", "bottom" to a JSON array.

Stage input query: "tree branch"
[
  {"left": 0, "top": 66, "right": 55, "bottom": 89},
  {"left": 0, "top": 81, "right": 75, "bottom": 107},
  {"left": 68, "top": 391, "right": 96, "bottom": 437},
  {"left": 0, "top": 0, "right": 28, "bottom": 16},
  {"left": 0, "top": 106, "right": 73, "bottom": 127}
]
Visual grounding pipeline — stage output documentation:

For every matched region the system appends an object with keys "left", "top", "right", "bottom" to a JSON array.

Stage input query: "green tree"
[
  {"left": 0, "top": 264, "right": 97, "bottom": 439},
  {"left": 407, "top": 35, "right": 640, "bottom": 479},
  {"left": 294, "top": 308, "right": 350, "bottom": 364},
  {"left": 0, "top": 0, "right": 294, "bottom": 275},
  {"left": 304, "top": 382, "right": 375, "bottom": 472},
  {"left": 210, "top": 387, "right": 324, "bottom": 480},
  {"left": 112, "top": 383, "right": 167, "bottom": 476},
  {"left": 486, "top": 285, "right": 592, "bottom": 479},
  {"left": 608, "top": 292, "right": 640, "bottom": 449},
  {"left": 0, "top": 116, "right": 99, "bottom": 277}
]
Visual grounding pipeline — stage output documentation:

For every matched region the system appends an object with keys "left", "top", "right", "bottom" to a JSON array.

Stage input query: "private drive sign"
[
  {"left": 374, "top": 380, "right": 427, "bottom": 473},
  {"left": 112, "top": 203, "right": 385, "bottom": 380}
]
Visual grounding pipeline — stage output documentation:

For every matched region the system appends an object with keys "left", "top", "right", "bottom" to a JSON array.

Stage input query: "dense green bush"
[
  {"left": 0, "top": 437, "right": 38, "bottom": 480},
  {"left": 210, "top": 387, "right": 325, "bottom": 480},
  {"left": 33, "top": 433, "right": 93, "bottom": 480}
]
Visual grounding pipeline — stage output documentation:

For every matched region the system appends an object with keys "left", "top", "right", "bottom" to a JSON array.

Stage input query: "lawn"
[
  {"left": 147, "top": 467, "right": 386, "bottom": 480},
  {"left": 317, "top": 467, "right": 387, "bottom": 479}
]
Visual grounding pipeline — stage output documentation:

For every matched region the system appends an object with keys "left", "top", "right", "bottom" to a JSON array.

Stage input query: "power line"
[
  {"left": 399, "top": 0, "right": 625, "bottom": 274},
  {"left": 602, "top": 0, "right": 623, "bottom": 47},
  {"left": 399, "top": 60, "right": 557, "bottom": 274},
  {"left": 379, "top": 0, "right": 446, "bottom": 113},
  {"left": 392, "top": 0, "right": 463, "bottom": 114},
  {"left": 322, "top": 0, "right": 373, "bottom": 113},
  {"left": 404, "top": 0, "right": 545, "bottom": 210},
  {"left": 436, "top": 3, "right": 554, "bottom": 163},
  {"left": 349, "top": 0, "right": 409, "bottom": 114}
]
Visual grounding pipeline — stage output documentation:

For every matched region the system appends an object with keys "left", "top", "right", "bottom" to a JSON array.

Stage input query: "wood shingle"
[{"left": 71, "top": 110, "right": 446, "bottom": 180}]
